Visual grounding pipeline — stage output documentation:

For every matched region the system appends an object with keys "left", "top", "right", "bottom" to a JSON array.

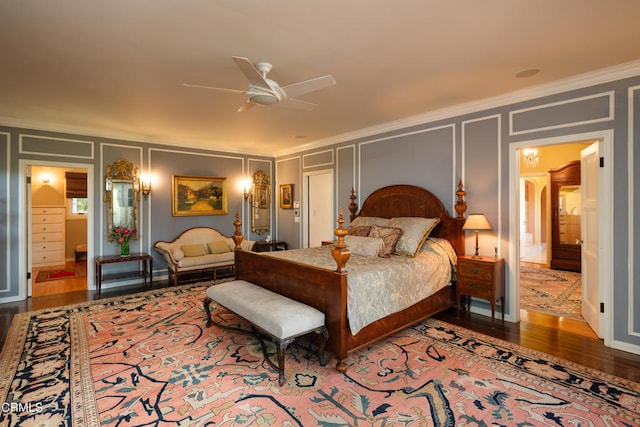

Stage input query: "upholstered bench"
[{"left": 203, "top": 280, "right": 328, "bottom": 386}]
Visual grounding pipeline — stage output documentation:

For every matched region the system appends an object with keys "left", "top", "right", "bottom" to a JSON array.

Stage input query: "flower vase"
[{"left": 120, "top": 241, "right": 130, "bottom": 257}]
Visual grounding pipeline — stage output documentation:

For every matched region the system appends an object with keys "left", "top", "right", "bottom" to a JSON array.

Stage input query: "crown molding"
[
  {"left": 0, "top": 117, "right": 275, "bottom": 158},
  {"left": 274, "top": 59, "right": 640, "bottom": 157}
]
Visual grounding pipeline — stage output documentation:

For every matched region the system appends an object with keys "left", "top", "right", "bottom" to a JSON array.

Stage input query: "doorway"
[
  {"left": 31, "top": 165, "right": 89, "bottom": 297},
  {"left": 303, "top": 170, "right": 334, "bottom": 248},
  {"left": 509, "top": 131, "right": 612, "bottom": 343},
  {"left": 19, "top": 160, "right": 94, "bottom": 300}
]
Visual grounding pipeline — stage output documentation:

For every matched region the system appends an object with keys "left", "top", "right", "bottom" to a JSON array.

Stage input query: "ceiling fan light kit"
[{"left": 184, "top": 56, "right": 335, "bottom": 112}]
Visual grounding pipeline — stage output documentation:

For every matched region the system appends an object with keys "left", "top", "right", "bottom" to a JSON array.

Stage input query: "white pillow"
[
  {"left": 387, "top": 217, "right": 440, "bottom": 257},
  {"left": 173, "top": 249, "right": 185, "bottom": 261},
  {"left": 344, "top": 235, "right": 384, "bottom": 257}
]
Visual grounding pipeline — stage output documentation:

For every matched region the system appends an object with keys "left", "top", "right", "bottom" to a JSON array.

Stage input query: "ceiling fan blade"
[
  {"left": 232, "top": 56, "right": 271, "bottom": 90},
  {"left": 278, "top": 98, "right": 317, "bottom": 111},
  {"left": 237, "top": 100, "right": 256, "bottom": 113},
  {"left": 183, "top": 83, "right": 247, "bottom": 95},
  {"left": 281, "top": 75, "right": 335, "bottom": 99}
]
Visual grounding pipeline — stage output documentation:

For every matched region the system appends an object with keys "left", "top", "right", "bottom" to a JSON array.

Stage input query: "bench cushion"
[{"left": 207, "top": 280, "right": 325, "bottom": 340}]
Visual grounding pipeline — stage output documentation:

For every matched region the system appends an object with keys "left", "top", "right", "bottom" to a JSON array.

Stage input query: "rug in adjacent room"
[
  {"left": 1, "top": 283, "right": 638, "bottom": 426},
  {"left": 35, "top": 268, "right": 83, "bottom": 283},
  {"left": 520, "top": 265, "right": 583, "bottom": 320}
]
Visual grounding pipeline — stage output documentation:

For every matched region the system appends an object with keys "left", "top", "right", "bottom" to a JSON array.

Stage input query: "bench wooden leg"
[
  {"left": 316, "top": 326, "right": 329, "bottom": 366},
  {"left": 203, "top": 296, "right": 214, "bottom": 327}
]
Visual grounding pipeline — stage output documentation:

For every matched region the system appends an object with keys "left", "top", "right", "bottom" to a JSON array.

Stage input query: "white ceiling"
[{"left": 2, "top": 1, "right": 640, "bottom": 156}]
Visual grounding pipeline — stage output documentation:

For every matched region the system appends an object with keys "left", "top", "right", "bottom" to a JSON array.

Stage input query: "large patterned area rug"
[
  {"left": 520, "top": 266, "right": 583, "bottom": 320},
  {"left": 1, "top": 283, "right": 638, "bottom": 426}
]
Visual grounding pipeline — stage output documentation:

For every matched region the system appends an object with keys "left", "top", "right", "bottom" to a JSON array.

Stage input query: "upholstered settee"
[{"left": 154, "top": 227, "right": 255, "bottom": 286}]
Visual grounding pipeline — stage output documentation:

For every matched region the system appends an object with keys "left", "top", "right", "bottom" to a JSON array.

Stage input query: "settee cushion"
[
  {"left": 208, "top": 240, "right": 232, "bottom": 254},
  {"left": 182, "top": 243, "right": 207, "bottom": 257}
]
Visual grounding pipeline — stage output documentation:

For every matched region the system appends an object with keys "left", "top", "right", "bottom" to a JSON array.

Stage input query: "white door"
[
  {"left": 581, "top": 142, "right": 601, "bottom": 337},
  {"left": 306, "top": 172, "right": 334, "bottom": 248}
]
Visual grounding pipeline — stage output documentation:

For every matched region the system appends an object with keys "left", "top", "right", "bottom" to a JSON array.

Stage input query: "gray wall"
[{"left": 275, "top": 74, "right": 640, "bottom": 354}]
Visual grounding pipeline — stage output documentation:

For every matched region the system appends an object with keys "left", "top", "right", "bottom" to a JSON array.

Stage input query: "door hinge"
[
  {"left": 26, "top": 176, "right": 31, "bottom": 184},
  {"left": 600, "top": 302, "right": 605, "bottom": 313},
  {"left": 27, "top": 271, "right": 31, "bottom": 280},
  {"left": 600, "top": 157, "right": 604, "bottom": 168}
]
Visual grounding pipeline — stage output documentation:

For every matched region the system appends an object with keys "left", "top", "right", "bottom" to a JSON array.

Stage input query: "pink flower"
[{"left": 109, "top": 226, "right": 137, "bottom": 244}]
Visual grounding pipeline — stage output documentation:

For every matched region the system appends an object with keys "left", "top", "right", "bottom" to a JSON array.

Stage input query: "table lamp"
[{"left": 463, "top": 213, "right": 492, "bottom": 258}]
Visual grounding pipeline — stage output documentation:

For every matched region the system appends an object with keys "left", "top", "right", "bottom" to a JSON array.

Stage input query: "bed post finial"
[
  {"left": 348, "top": 187, "right": 358, "bottom": 222},
  {"left": 332, "top": 209, "right": 351, "bottom": 273},
  {"left": 232, "top": 209, "right": 244, "bottom": 249},
  {"left": 455, "top": 180, "right": 467, "bottom": 219}
]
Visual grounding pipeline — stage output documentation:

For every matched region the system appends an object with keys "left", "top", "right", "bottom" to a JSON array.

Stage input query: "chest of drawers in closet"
[{"left": 32, "top": 206, "right": 66, "bottom": 267}]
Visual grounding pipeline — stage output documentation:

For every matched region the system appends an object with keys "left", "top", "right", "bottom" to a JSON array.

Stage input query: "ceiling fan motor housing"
[{"left": 248, "top": 79, "right": 283, "bottom": 105}]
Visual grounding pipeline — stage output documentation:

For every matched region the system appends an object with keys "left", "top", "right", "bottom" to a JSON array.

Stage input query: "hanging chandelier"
[{"left": 522, "top": 148, "right": 539, "bottom": 168}]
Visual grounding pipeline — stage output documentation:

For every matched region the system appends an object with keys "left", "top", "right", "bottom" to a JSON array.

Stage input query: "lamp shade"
[{"left": 463, "top": 213, "right": 492, "bottom": 231}]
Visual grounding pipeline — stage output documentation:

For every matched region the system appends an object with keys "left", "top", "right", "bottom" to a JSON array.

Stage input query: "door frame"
[
  {"left": 302, "top": 169, "right": 334, "bottom": 248},
  {"left": 508, "top": 130, "right": 613, "bottom": 345},
  {"left": 18, "top": 159, "right": 95, "bottom": 300}
]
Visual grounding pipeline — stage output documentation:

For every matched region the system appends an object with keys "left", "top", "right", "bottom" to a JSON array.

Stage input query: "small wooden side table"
[
  {"left": 456, "top": 255, "right": 505, "bottom": 328},
  {"left": 95, "top": 252, "right": 153, "bottom": 296}
]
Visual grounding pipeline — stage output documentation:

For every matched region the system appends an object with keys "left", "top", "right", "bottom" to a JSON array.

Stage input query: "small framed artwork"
[
  {"left": 279, "top": 184, "right": 293, "bottom": 209},
  {"left": 172, "top": 175, "right": 228, "bottom": 216}
]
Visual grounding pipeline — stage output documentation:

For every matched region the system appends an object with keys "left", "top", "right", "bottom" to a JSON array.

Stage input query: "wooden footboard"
[{"left": 235, "top": 249, "right": 455, "bottom": 371}]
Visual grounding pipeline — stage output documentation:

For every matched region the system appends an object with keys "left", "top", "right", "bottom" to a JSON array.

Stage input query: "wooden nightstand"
[{"left": 456, "top": 255, "right": 505, "bottom": 328}]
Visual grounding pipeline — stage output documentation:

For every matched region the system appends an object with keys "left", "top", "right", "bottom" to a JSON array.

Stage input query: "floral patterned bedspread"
[{"left": 260, "top": 237, "right": 457, "bottom": 334}]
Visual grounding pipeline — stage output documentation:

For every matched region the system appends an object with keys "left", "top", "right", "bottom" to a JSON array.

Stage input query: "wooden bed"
[{"left": 234, "top": 183, "right": 467, "bottom": 372}]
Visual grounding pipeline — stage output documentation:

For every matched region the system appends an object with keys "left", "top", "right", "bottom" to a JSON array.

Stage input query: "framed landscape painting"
[{"left": 172, "top": 175, "right": 228, "bottom": 216}]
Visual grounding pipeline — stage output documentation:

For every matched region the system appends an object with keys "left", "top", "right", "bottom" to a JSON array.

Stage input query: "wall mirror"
[
  {"left": 251, "top": 170, "right": 270, "bottom": 235},
  {"left": 105, "top": 159, "right": 139, "bottom": 241}
]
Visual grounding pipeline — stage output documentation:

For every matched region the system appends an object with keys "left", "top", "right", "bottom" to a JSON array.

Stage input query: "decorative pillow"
[
  {"left": 368, "top": 225, "right": 403, "bottom": 257},
  {"left": 344, "top": 235, "right": 384, "bottom": 257},
  {"left": 181, "top": 243, "right": 207, "bottom": 257},
  {"left": 207, "top": 240, "right": 231, "bottom": 254},
  {"left": 350, "top": 216, "right": 390, "bottom": 228},
  {"left": 387, "top": 217, "right": 441, "bottom": 257},
  {"left": 172, "top": 249, "right": 185, "bottom": 261},
  {"left": 347, "top": 225, "right": 371, "bottom": 237}
]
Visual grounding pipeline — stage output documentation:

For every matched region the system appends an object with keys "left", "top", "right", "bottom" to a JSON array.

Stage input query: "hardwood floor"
[{"left": 1, "top": 280, "right": 639, "bottom": 383}]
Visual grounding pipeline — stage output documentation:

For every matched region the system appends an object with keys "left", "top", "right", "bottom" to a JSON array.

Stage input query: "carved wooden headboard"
[{"left": 350, "top": 184, "right": 466, "bottom": 256}]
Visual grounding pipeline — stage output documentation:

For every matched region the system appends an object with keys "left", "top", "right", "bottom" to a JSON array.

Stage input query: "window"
[{"left": 71, "top": 198, "right": 88, "bottom": 215}]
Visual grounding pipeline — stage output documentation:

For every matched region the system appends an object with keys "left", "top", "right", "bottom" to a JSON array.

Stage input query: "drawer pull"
[
  {"left": 470, "top": 283, "right": 478, "bottom": 289},
  {"left": 471, "top": 268, "right": 478, "bottom": 274}
]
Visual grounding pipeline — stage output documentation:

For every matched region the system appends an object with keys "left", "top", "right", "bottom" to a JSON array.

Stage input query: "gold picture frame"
[
  {"left": 172, "top": 175, "right": 228, "bottom": 216},
  {"left": 279, "top": 184, "right": 293, "bottom": 209}
]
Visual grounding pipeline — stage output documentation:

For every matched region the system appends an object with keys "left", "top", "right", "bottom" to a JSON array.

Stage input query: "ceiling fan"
[{"left": 184, "top": 56, "right": 336, "bottom": 113}]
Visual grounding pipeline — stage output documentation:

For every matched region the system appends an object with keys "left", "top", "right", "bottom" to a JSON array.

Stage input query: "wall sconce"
[
  {"left": 242, "top": 178, "right": 252, "bottom": 200},
  {"left": 140, "top": 174, "right": 152, "bottom": 199},
  {"left": 41, "top": 176, "right": 50, "bottom": 185},
  {"left": 463, "top": 213, "right": 492, "bottom": 258}
]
